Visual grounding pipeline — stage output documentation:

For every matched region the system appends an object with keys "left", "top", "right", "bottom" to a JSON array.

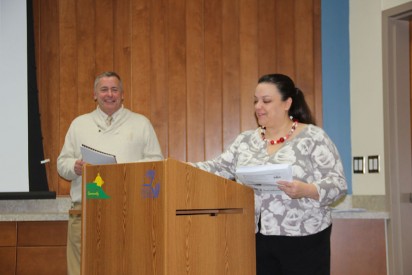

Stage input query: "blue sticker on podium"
[{"left": 141, "top": 169, "right": 160, "bottom": 198}]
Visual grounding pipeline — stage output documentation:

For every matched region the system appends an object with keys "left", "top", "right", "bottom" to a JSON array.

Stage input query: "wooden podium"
[{"left": 81, "top": 158, "right": 256, "bottom": 274}]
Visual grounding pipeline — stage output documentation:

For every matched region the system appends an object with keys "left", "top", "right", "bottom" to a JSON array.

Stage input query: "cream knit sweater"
[{"left": 57, "top": 106, "right": 163, "bottom": 203}]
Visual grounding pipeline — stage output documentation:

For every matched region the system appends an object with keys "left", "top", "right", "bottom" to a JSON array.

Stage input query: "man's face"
[{"left": 94, "top": 76, "right": 123, "bottom": 116}]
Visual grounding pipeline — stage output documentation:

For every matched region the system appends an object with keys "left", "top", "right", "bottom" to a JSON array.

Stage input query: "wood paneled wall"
[{"left": 32, "top": 0, "right": 322, "bottom": 195}]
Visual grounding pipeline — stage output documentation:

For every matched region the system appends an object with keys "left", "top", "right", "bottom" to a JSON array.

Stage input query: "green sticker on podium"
[{"left": 86, "top": 173, "right": 110, "bottom": 199}]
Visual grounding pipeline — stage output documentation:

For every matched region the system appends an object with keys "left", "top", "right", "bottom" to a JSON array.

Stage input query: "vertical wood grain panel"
[
  {"left": 95, "top": 0, "right": 114, "bottom": 73},
  {"left": 295, "top": 0, "right": 315, "bottom": 116},
  {"left": 204, "top": 0, "right": 223, "bottom": 159},
  {"left": 186, "top": 0, "right": 205, "bottom": 162},
  {"left": 59, "top": 0, "right": 77, "bottom": 133},
  {"left": 131, "top": 0, "right": 150, "bottom": 117},
  {"left": 77, "top": 0, "right": 96, "bottom": 114},
  {"left": 168, "top": 0, "right": 187, "bottom": 160},
  {"left": 239, "top": 0, "right": 258, "bottom": 132},
  {"left": 276, "top": 0, "right": 295, "bottom": 77},
  {"left": 150, "top": 0, "right": 169, "bottom": 157},
  {"left": 34, "top": 0, "right": 322, "bottom": 194},
  {"left": 258, "top": 0, "right": 277, "bottom": 76},
  {"left": 222, "top": 0, "right": 240, "bottom": 149}
]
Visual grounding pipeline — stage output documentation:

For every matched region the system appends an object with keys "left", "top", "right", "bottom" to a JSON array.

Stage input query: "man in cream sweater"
[{"left": 57, "top": 71, "right": 163, "bottom": 275}]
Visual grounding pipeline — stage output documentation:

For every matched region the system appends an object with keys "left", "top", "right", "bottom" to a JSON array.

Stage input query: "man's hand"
[{"left": 74, "top": 160, "right": 86, "bottom": 176}]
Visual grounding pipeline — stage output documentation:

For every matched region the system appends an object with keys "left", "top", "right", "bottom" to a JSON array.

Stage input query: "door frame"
[{"left": 382, "top": 2, "right": 412, "bottom": 274}]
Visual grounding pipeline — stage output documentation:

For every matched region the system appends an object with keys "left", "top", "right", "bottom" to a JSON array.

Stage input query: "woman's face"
[
  {"left": 94, "top": 76, "right": 123, "bottom": 116},
  {"left": 254, "top": 83, "right": 291, "bottom": 128}
]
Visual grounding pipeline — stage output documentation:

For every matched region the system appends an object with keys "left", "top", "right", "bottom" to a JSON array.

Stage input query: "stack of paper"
[{"left": 235, "top": 163, "right": 293, "bottom": 192}]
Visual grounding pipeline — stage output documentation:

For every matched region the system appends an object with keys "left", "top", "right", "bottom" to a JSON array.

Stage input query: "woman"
[{"left": 193, "top": 73, "right": 347, "bottom": 275}]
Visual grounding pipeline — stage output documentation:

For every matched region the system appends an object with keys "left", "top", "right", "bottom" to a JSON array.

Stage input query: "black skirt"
[{"left": 256, "top": 225, "right": 332, "bottom": 275}]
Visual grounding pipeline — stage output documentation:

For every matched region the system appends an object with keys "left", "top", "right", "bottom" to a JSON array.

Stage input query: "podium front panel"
[{"left": 81, "top": 159, "right": 255, "bottom": 275}]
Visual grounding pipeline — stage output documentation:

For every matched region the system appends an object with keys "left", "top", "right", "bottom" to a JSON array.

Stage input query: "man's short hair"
[{"left": 94, "top": 71, "right": 123, "bottom": 91}]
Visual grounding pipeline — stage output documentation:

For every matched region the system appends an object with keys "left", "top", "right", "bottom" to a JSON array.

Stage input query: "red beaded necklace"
[{"left": 261, "top": 118, "right": 298, "bottom": 145}]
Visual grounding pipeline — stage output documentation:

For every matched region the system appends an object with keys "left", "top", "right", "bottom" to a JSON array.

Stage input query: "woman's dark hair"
[{"left": 258, "top": 74, "right": 315, "bottom": 124}]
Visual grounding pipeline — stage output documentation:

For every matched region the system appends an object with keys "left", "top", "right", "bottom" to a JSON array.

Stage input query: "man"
[{"left": 57, "top": 71, "right": 163, "bottom": 275}]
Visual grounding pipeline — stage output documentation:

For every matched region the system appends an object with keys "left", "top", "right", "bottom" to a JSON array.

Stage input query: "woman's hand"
[
  {"left": 277, "top": 180, "right": 319, "bottom": 200},
  {"left": 74, "top": 159, "right": 86, "bottom": 176}
]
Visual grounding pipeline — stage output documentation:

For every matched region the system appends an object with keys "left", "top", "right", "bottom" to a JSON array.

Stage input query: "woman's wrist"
[{"left": 307, "top": 183, "right": 320, "bottom": 200}]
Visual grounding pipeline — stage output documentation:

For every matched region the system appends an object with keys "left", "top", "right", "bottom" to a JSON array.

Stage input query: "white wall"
[
  {"left": 350, "top": 0, "right": 411, "bottom": 195},
  {"left": 382, "top": 0, "right": 411, "bottom": 9}
]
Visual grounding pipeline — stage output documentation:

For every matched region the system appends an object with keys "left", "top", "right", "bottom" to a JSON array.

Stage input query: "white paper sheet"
[{"left": 235, "top": 164, "right": 293, "bottom": 192}]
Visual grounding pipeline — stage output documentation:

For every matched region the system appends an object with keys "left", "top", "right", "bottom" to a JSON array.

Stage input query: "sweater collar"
[{"left": 96, "top": 105, "right": 124, "bottom": 122}]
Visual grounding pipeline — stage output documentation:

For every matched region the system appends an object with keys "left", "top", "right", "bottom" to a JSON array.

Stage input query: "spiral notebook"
[{"left": 80, "top": 144, "right": 117, "bottom": 165}]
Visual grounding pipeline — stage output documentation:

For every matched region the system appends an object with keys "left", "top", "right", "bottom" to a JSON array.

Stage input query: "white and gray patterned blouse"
[{"left": 194, "top": 124, "right": 347, "bottom": 236}]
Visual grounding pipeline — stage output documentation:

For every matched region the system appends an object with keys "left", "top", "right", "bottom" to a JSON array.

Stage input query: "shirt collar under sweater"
[
  {"left": 96, "top": 105, "right": 124, "bottom": 123},
  {"left": 93, "top": 106, "right": 131, "bottom": 132}
]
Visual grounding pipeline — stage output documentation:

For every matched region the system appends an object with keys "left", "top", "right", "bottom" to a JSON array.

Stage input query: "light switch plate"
[
  {"left": 368, "top": 155, "right": 380, "bottom": 173},
  {"left": 353, "top": 156, "right": 365, "bottom": 174}
]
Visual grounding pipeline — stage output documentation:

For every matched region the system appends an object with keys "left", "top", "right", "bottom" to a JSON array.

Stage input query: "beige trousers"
[{"left": 67, "top": 203, "right": 81, "bottom": 275}]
